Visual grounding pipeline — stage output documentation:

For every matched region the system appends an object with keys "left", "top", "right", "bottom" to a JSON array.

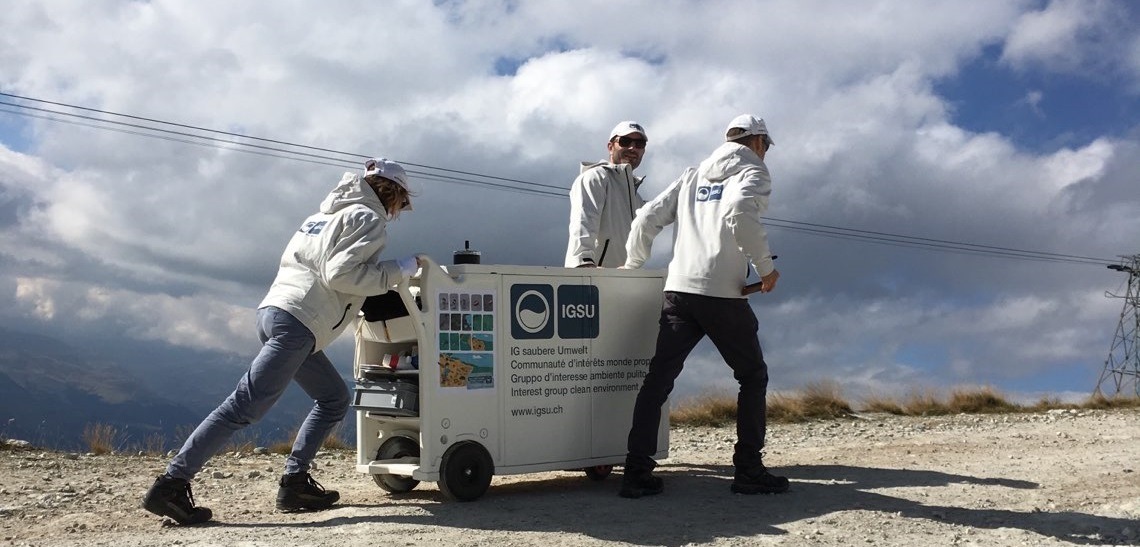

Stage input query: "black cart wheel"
[
  {"left": 583, "top": 464, "right": 613, "bottom": 481},
  {"left": 371, "top": 436, "right": 420, "bottom": 493},
  {"left": 438, "top": 442, "right": 494, "bottom": 502}
]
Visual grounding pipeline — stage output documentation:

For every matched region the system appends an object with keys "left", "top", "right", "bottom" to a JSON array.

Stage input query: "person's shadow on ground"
[
  {"left": 376, "top": 464, "right": 1135, "bottom": 545},
  {"left": 227, "top": 464, "right": 1138, "bottom": 546},
  {"left": 779, "top": 464, "right": 1135, "bottom": 545}
]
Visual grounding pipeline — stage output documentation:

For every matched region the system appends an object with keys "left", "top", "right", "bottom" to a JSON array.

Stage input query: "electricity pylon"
[{"left": 1095, "top": 254, "right": 1140, "bottom": 398}]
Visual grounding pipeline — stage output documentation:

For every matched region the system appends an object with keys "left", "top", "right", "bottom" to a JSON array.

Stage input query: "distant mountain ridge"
[
  {"left": 0, "top": 329, "right": 200, "bottom": 450},
  {"left": 0, "top": 327, "right": 332, "bottom": 451}
]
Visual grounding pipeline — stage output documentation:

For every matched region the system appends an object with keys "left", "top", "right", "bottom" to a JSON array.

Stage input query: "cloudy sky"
[{"left": 2, "top": 0, "right": 1138, "bottom": 404}]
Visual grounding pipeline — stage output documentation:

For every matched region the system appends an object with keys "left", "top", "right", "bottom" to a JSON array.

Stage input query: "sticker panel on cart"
[{"left": 435, "top": 290, "right": 496, "bottom": 391}]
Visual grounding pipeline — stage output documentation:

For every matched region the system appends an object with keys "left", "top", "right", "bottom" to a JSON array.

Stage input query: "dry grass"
[
  {"left": 76, "top": 422, "right": 347, "bottom": 457},
  {"left": 82, "top": 423, "right": 119, "bottom": 455},
  {"left": 268, "top": 425, "right": 351, "bottom": 455},
  {"left": 321, "top": 426, "right": 352, "bottom": 451},
  {"left": 139, "top": 432, "right": 167, "bottom": 456},
  {"left": 670, "top": 382, "right": 855, "bottom": 426},
  {"left": 670, "top": 384, "right": 1140, "bottom": 425},
  {"left": 900, "top": 389, "right": 950, "bottom": 416},
  {"left": 19, "top": 386, "right": 1140, "bottom": 453},
  {"left": 268, "top": 440, "right": 293, "bottom": 455},
  {"left": 860, "top": 393, "right": 905, "bottom": 415},
  {"left": 1083, "top": 392, "right": 1140, "bottom": 410},
  {"left": 767, "top": 381, "right": 855, "bottom": 423},
  {"left": 797, "top": 381, "right": 855, "bottom": 419},
  {"left": 670, "top": 392, "right": 737, "bottom": 427},
  {"left": 1026, "top": 395, "right": 1075, "bottom": 412},
  {"left": 99, "top": 424, "right": 357, "bottom": 456},
  {"left": 673, "top": 381, "right": 854, "bottom": 425},
  {"left": 764, "top": 391, "right": 799, "bottom": 423},
  {"left": 947, "top": 386, "right": 1019, "bottom": 414}
]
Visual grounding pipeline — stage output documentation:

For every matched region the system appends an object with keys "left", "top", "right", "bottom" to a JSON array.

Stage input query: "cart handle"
[
  {"left": 399, "top": 254, "right": 458, "bottom": 294},
  {"left": 409, "top": 254, "right": 451, "bottom": 281}
]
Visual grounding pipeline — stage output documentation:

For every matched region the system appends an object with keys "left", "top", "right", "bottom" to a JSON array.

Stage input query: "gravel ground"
[{"left": 1, "top": 408, "right": 1138, "bottom": 547}]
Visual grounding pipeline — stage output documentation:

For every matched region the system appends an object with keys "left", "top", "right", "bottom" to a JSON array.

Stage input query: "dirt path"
[{"left": 2, "top": 409, "right": 1138, "bottom": 546}]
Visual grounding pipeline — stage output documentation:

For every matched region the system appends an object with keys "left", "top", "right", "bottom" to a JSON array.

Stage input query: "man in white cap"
[
  {"left": 142, "top": 158, "right": 422, "bottom": 525},
  {"left": 564, "top": 120, "right": 649, "bottom": 268},
  {"left": 619, "top": 114, "right": 787, "bottom": 498}
]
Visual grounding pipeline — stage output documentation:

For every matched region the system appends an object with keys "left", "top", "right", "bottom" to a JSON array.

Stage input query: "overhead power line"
[
  {"left": 0, "top": 91, "right": 1118, "bottom": 267},
  {"left": 1, "top": 102, "right": 569, "bottom": 199},
  {"left": 0, "top": 92, "right": 568, "bottom": 197},
  {"left": 762, "top": 218, "right": 1111, "bottom": 266}
]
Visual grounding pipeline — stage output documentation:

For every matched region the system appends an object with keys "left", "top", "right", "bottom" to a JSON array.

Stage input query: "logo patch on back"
[
  {"left": 695, "top": 184, "right": 724, "bottom": 202},
  {"left": 300, "top": 220, "right": 327, "bottom": 235}
]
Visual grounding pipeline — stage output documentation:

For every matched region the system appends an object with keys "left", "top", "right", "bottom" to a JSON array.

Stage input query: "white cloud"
[
  {"left": 13, "top": 276, "right": 254, "bottom": 353},
  {"left": 1041, "top": 139, "right": 1114, "bottom": 192},
  {"left": 1018, "top": 90, "right": 1045, "bottom": 117},
  {"left": 1003, "top": 0, "right": 1097, "bottom": 69},
  {"left": 1001, "top": 0, "right": 1135, "bottom": 79},
  {"left": 14, "top": 278, "right": 57, "bottom": 320}
]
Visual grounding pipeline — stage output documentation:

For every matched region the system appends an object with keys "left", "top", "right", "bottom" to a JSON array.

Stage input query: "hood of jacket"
[
  {"left": 697, "top": 142, "right": 764, "bottom": 184},
  {"left": 320, "top": 172, "right": 387, "bottom": 215},
  {"left": 579, "top": 160, "right": 645, "bottom": 188}
]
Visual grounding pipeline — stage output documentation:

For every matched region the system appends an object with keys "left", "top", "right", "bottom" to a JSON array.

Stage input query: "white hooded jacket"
[
  {"left": 259, "top": 172, "right": 407, "bottom": 351},
  {"left": 564, "top": 161, "right": 646, "bottom": 268},
  {"left": 625, "top": 142, "right": 775, "bottom": 298}
]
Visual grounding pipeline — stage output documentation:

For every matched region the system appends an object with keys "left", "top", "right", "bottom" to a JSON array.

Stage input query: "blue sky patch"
[
  {"left": 493, "top": 36, "right": 575, "bottom": 76},
  {"left": 0, "top": 109, "right": 34, "bottom": 153},
  {"left": 493, "top": 56, "right": 525, "bottom": 77},
  {"left": 935, "top": 45, "right": 1139, "bottom": 153},
  {"left": 620, "top": 48, "right": 666, "bottom": 67}
]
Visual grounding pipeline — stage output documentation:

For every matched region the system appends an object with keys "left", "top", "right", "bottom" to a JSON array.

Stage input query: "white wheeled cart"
[{"left": 352, "top": 256, "right": 668, "bottom": 501}]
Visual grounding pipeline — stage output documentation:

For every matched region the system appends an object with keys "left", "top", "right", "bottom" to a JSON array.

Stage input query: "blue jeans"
[{"left": 166, "top": 306, "right": 350, "bottom": 479}]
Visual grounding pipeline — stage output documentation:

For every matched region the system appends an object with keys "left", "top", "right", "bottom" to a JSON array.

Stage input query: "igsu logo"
[
  {"left": 695, "top": 184, "right": 724, "bottom": 202},
  {"left": 557, "top": 285, "right": 599, "bottom": 339},
  {"left": 510, "top": 284, "right": 599, "bottom": 340},
  {"left": 561, "top": 303, "right": 594, "bottom": 318},
  {"left": 511, "top": 285, "right": 554, "bottom": 339}
]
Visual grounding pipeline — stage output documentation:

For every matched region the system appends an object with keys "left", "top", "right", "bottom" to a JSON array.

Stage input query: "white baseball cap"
[
  {"left": 363, "top": 157, "right": 409, "bottom": 190},
  {"left": 609, "top": 121, "right": 648, "bottom": 141},
  {"left": 725, "top": 114, "right": 774, "bottom": 146}
]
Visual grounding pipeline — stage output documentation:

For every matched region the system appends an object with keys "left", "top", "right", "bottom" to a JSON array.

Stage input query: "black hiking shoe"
[
  {"left": 618, "top": 470, "right": 664, "bottom": 499},
  {"left": 276, "top": 472, "right": 340, "bottom": 512},
  {"left": 141, "top": 475, "right": 213, "bottom": 525},
  {"left": 731, "top": 463, "right": 789, "bottom": 494}
]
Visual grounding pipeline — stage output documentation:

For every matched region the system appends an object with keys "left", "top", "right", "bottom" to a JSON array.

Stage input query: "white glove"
[{"left": 397, "top": 256, "right": 419, "bottom": 277}]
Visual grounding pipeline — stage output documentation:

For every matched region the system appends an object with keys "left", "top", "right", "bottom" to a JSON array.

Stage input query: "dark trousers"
[{"left": 626, "top": 291, "right": 770, "bottom": 471}]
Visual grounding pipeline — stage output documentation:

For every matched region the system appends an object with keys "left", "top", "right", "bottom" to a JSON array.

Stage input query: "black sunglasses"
[{"left": 615, "top": 135, "right": 647, "bottom": 149}]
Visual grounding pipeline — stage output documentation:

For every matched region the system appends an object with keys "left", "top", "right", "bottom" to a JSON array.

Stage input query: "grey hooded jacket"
[
  {"left": 625, "top": 142, "right": 775, "bottom": 298},
  {"left": 564, "top": 161, "right": 646, "bottom": 268},
  {"left": 259, "top": 172, "right": 407, "bottom": 351}
]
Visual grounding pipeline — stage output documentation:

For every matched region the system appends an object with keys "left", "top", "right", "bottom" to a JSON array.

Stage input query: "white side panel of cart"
[
  {"left": 496, "top": 269, "right": 668, "bottom": 471},
  {"left": 587, "top": 274, "right": 668, "bottom": 460},
  {"left": 410, "top": 263, "right": 667, "bottom": 481}
]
